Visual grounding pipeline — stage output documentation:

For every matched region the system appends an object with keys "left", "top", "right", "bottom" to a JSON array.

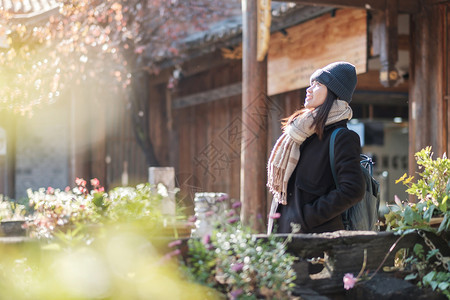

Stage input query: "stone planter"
[
  {"left": 191, "top": 192, "right": 229, "bottom": 237},
  {"left": 0, "top": 220, "right": 27, "bottom": 237}
]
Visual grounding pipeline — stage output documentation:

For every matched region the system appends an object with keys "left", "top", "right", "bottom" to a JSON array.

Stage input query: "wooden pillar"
[
  {"left": 241, "top": 0, "right": 268, "bottom": 232},
  {"left": 446, "top": 5, "right": 450, "bottom": 155},
  {"left": 409, "top": 3, "right": 447, "bottom": 175}
]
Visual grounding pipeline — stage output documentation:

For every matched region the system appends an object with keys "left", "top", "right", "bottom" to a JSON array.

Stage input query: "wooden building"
[
  {"left": 143, "top": 0, "right": 449, "bottom": 230},
  {"left": 0, "top": 1, "right": 448, "bottom": 232}
]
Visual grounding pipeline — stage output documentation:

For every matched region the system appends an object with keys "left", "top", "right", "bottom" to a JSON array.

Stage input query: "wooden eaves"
[{"left": 272, "top": 0, "right": 420, "bottom": 14}]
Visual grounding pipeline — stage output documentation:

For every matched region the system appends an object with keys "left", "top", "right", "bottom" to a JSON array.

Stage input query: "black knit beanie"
[{"left": 309, "top": 62, "right": 357, "bottom": 103}]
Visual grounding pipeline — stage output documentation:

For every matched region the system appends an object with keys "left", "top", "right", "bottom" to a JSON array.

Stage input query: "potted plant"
[
  {"left": 0, "top": 195, "right": 27, "bottom": 237},
  {"left": 385, "top": 147, "right": 449, "bottom": 233},
  {"left": 384, "top": 147, "right": 449, "bottom": 298}
]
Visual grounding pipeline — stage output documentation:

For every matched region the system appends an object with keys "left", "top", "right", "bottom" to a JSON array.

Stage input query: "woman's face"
[{"left": 305, "top": 80, "right": 327, "bottom": 109}]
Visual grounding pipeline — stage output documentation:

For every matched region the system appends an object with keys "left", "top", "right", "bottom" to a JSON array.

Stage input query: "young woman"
[{"left": 267, "top": 62, "right": 365, "bottom": 234}]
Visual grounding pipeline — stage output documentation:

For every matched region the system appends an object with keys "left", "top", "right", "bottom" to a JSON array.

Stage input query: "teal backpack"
[{"left": 329, "top": 128, "right": 380, "bottom": 231}]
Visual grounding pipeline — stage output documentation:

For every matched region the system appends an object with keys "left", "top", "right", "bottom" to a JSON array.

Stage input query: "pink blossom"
[
  {"left": 216, "top": 195, "right": 228, "bottom": 202},
  {"left": 269, "top": 212, "right": 281, "bottom": 219},
  {"left": 226, "top": 210, "right": 236, "bottom": 217},
  {"left": 94, "top": 187, "right": 105, "bottom": 193},
  {"left": 46, "top": 187, "right": 54, "bottom": 194},
  {"left": 231, "top": 201, "right": 241, "bottom": 208},
  {"left": 230, "top": 289, "right": 243, "bottom": 299},
  {"left": 188, "top": 215, "right": 197, "bottom": 223},
  {"left": 205, "top": 210, "right": 214, "bottom": 217},
  {"left": 161, "top": 249, "right": 182, "bottom": 262},
  {"left": 90, "top": 178, "right": 100, "bottom": 187},
  {"left": 168, "top": 240, "right": 182, "bottom": 248},
  {"left": 227, "top": 217, "right": 240, "bottom": 224},
  {"left": 170, "top": 249, "right": 181, "bottom": 257},
  {"left": 343, "top": 273, "right": 357, "bottom": 290},
  {"left": 202, "top": 234, "right": 211, "bottom": 245},
  {"left": 134, "top": 45, "right": 146, "bottom": 54},
  {"left": 231, "top": 263, "right": 244, "bottom": 272},
  {"left": 64, "top": 186, "right": 71, "bottom": 192},
  {"left": 75, "top": 177, "right": 86, "bottom": 187}
]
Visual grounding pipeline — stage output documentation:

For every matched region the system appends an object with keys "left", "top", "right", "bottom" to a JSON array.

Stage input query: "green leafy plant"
[
  {"left": 25, "top": 179, "right": 176, "bottom": 240},
  {"left": 25, "top": 178, "right": 105, "bottom": 239},
  {"left": 0, "top": 195, "right": 26, "bottom": 221},
  {"left": 386, "top": 147, "right": 450, "bottom": 233},
  {"left": 401, "top": 243, "right": 450, "bottom": 299},
  {"left": 179, "top": 201, "right": 297, "bottom": 299},
  {"left": 383, "top": 147, "right": 450, "bottom": 299}
]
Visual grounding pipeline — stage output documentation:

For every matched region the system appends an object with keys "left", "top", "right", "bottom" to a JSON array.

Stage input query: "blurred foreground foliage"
[{"left": 0, "top": 179, "right": 297, "bottom": 299}]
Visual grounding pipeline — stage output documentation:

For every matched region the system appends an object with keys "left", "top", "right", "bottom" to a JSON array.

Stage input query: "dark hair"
[{"left": 282, "top": 88, "right": 338, "bottom": 139}]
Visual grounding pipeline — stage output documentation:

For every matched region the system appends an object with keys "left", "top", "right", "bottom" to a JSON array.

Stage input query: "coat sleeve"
[{"left": 300, "top": 129, "right": 366, "bottom": 230}]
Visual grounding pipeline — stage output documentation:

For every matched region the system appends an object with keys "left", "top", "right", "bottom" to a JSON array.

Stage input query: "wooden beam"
[
  {"left": 357, "top": 70, "right": 408, "bottom": 92},
  {"left": 172, "top": 80, "right": 409, "bottom": 109},
  {"left": 148, "top": 51, "right": 234, "bottom": 86},
  {"left": 272, "top": 0, "right": 419, "bottom": 14},
  {"left": 173, "top": 82, "right": 241, "bottom": 109},
  {"left": 241, "top": 0, "right": 268, "bottom": 232}
]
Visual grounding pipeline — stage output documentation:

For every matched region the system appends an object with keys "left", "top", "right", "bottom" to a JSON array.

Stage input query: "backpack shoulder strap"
[{"left": 329, "top": 127, "right": 345, "bottom": 188}]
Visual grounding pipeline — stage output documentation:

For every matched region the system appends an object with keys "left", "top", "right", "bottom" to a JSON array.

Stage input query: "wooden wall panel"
[
  {"left": 268, "top": 8, "right": 367, "bottom": 95},
  {"left": 173, "top": 61, "right": 243, "bottom": 208},
  {"left": 103, "top": 93, "right": 148, "bottom": 189}
]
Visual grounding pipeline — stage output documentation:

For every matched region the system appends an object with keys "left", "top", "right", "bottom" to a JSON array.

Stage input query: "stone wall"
[{"left": 15, "top": 101, "right": 69, "bottom": 200}]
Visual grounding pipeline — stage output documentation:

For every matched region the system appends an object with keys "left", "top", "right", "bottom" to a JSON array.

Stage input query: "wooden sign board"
[{"left": 268, "top": 9, "right": 368, "bottom": 96}]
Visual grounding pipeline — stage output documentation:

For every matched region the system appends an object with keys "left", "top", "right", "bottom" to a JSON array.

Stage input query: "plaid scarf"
[{"left": 267, "top": 100, "right": 353, "bottom": 206}]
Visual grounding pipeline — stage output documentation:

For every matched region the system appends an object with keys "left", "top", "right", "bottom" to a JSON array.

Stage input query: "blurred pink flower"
[
  {"left": 231, "top": 263, "right": 244, "bottom": 272},
  {"left": 168, "top": 240, "right": 182, "bottom": 248},
  {"left": 134, "top": 45, "right": 146, "bottom": 54},
  {"left": 227, "top": 217, "right": 240, "bottom": 224},
  {"left": 343, "top": 273, "right": 357, "bottom": 290},
  {"left": 269, "top": 212, "right": 281, "bottom": 219},
  {"left": 94, "top": 187, "right": 105, "bottom": 193},
  {"left": 162, "top": 249, "right": 182, "bottom": 262},
  {"left": 75, "top": 177, "right": 86, "bottom": 187},
  {"left": 202, "top": 234, "right": 211, "bottom": 245},
  {"left": 205, "top": 210, "right": 215, "bottom": 217},
  {"left": 216, "top": 194, "right": 228, "bottom": 202},
  {"left": 230, "top": 288, "right": 243, "bottom": 299},
  {"left": 232, "top": 201, "right": 241, "bottom": 208},
  {"left": 168, "top": 249, "right": 181, "bottom": 257},
  {"left": 90, "top": 178, "right": 100, "bottom": 187},
  {"left": 226, "top": 210, "right": 236, "bottom": 217}
]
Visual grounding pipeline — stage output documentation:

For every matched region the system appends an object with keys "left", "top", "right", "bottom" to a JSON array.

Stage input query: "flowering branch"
[{"left": 343, "top": 234, "right": 405, "bottom": 290}]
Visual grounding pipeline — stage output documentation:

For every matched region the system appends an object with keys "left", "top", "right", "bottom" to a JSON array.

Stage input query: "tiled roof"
[
  {"left": 152, "top": 3, "right": 334, "bottom": 67},
  {"left": 0, "top": 0, "right": 59, "bottom": 16}
]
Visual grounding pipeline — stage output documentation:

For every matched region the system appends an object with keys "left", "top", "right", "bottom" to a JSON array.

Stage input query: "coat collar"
[{"left": 324, "top": 119, "right": 348, "bottom": 134}]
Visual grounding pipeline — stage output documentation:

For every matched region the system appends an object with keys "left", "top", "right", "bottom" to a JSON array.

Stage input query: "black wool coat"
[{"left": 275, "top": 120, "right": 365, "bottom": 234}]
